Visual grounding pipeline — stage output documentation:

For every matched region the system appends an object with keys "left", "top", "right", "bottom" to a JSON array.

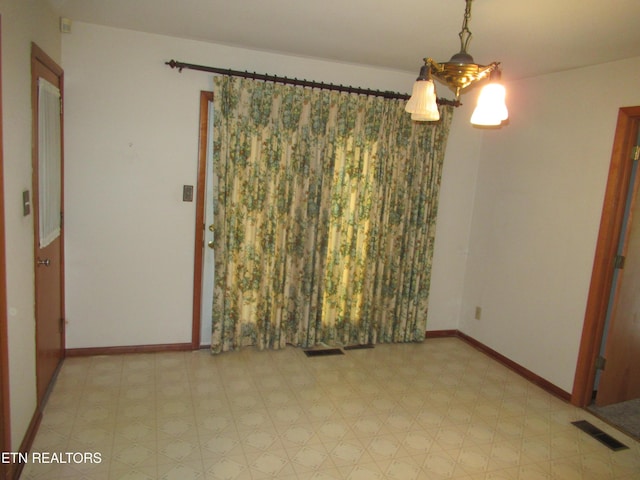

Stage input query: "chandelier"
[{"left": 405, "top": 0, "right": 508, "bottom": 126}]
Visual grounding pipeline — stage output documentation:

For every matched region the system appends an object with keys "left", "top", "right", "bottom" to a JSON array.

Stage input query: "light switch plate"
[
  {"left": 22, "top": 190, "right": 30, "bottom": 216},
  {"left": 183, "top": 185, "right": 194, "bottom": 202}
]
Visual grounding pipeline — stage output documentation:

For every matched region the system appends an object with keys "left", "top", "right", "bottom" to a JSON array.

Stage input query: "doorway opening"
[
  {"left": 191, "top": 91, "right": 214, "bottom": 348},
  {"left": 573, "top": 106, "right": 640, "bottom": 440}
]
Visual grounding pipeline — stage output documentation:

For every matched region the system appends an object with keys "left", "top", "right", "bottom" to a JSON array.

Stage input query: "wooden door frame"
[
  {"left": 0, "top": 16, "right": 13, "bottom": 480},
  {"left": 191, "top": 91, "right": 214, "bottom": 348},
  {"left": 31, "top": 43, "right": 65, "bottom": 403},
  {"left": 572, "top": 106, "right": 640, "bottom": 407}
]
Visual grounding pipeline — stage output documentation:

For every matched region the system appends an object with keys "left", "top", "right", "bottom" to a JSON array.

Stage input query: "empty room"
[{"left": 1, "top": 1, "right": 640, "bottom": 479}]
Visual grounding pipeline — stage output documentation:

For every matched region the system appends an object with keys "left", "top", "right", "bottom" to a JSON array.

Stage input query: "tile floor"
[{"left": 20, "top": 338, "right": 640, "bottom": 479}]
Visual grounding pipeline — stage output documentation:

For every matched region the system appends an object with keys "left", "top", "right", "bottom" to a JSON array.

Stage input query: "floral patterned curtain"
[{"left": 211, "top": 76, "right": 453, "bottom": 353}]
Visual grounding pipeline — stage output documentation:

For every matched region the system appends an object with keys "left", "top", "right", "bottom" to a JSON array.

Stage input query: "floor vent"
[
  {"left": 343, "top": 344, "right": 374, "bottom": 351},
  {"left": 303, "top": 348, "right": 344, "bottom": 357},
  {"left": 571, "top": 420, "right": 629, "bottom": 451}
]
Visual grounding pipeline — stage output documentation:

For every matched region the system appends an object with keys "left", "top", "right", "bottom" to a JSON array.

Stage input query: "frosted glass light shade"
[
  {"left": 470, "top": 83, "right": 508, "bottom": 126},
  {"left": 405, "top": 79, "right": 440, "bottom": 122}
]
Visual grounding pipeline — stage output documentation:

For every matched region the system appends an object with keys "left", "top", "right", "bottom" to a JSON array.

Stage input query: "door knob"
[
  {"left": 37, "top": 258, "right": 51, "bottom": 267},
  {"left": 208, "top": 224, "right": 214, "bottom": 232},
  {"left": 208, "top": 240, "right": 215, "bottom": 249}
]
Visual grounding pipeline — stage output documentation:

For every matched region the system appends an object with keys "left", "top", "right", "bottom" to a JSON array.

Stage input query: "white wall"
[
  {"left": 62, "top": 23, "right": 469, "bottom": 348},
  {"left": 428, "top": 100, "right": 483, "bottom": 330},
  {"left": 459, "top": 56, "right": 640, "bottom": 393},
  {"left": 55, "top": 16, "right": 640, "bottom": 401},
  {"left": 0, "top": 0, "right": 60, "bottom": 449}
]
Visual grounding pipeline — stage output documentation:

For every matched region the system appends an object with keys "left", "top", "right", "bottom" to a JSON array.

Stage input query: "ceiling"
[{"left": 47, "top": 0, "right": 640, "bottom": 81}]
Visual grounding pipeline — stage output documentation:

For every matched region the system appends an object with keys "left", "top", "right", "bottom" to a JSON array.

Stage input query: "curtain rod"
[{"left": 165, "top": 59, "right": 461, "bottom": 107}]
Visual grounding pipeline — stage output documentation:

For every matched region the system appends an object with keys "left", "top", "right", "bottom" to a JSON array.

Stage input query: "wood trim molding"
[
  {"left": 10, "top": 410, "right": 42, "bottom": 480},
  {"left": 66, "top": 343, "right": 194, "bottom": 357},
  {"left": 425, "top": 329, "right": 458, "bottom": 338},
  {"left": 191, "top": 91, "right": 214, "bottom": 348},
  {"left": 426, "top": 330, "right": 572, "bottom": 402},
  {"left": 571, "top": 106, "right": 640, "bottom": 407},
  {"left": 0, "top": 15, "right": 13, "bottom": 480},
  {"left": 455, "top": 331, "right": 572, "bottom": 402}
]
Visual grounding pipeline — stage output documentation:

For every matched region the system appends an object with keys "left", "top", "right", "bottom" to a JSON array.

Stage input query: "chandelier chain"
[{"left": 458, "top": 0, "right": 473, "bottom": 53}]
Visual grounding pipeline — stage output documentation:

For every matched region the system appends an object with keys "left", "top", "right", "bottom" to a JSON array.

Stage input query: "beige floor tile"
[
  {"left": 18, "top": 339, "right": 640, "bottom": 480},
  {"left": 203, "top": 454, "right": 252, "bottom": 480},
  {"left": 157, "top": 461, "right": 205, "bottom": 480}
]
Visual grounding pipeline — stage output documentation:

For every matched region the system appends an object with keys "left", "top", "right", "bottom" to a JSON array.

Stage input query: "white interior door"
[{"left": 200, "top": 101, "right": 214, "bottom": 346}]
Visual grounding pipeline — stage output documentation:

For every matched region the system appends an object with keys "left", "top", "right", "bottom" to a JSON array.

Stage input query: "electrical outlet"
[{"left": 475, "top": 306, "right": 482, "bottom": 320}]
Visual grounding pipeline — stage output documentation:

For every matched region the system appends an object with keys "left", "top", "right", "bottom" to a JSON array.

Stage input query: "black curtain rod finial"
[{"left": 166, "top": 60, "right": 185, "bottom": 72}]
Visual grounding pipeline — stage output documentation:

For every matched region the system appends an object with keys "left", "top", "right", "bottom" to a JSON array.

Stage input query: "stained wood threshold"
[{"left": 426, "top": 329, "right": 571, "bottom": 402}]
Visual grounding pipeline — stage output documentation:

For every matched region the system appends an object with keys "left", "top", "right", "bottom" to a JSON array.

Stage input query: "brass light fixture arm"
[{"left": 424, "top": 58, "right": 443, "bottom": 75}]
